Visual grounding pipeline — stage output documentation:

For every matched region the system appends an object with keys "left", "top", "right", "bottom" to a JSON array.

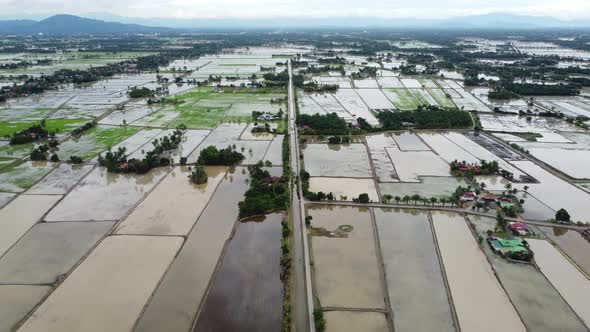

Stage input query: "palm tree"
[
  {"left": 402, "top": 195, "right": 411, "bottom": 205},
  {"left": 394, "top": 196, "right": 401, "bottom": 204},
  {"left": 382, "top": 194, "right": 393, "bottom": 204},
  {"left": 430, "top": 197, "right": 438, "bottom": 206},
  {"left": 523, "top": 185, "right": 529, "bottom": 192},
  {"left": 411, "top": 194, "right": 421, "bottom": 205},
  {"left": 440, "top": 197, "right": 447, "bottom": 207}
]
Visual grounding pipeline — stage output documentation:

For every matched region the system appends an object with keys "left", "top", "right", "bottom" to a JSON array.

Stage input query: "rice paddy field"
[{"left": 2, "top": 42, "right": 590, "bottom": 332}]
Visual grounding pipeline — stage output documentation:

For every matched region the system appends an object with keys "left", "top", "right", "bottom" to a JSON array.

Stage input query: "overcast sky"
[{"left": 0, "top": 0, "right": 589, "bottom": 20}]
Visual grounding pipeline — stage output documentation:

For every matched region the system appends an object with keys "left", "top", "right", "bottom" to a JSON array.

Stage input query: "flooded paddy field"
[
  {"left": 309, "top": 177, "right": 379, "bottom": 202},
  {"left": 186, "top": 123, "right": 246, "bottom": 163},
  {"left": 303, "top": 143, "right": 372, "bottom": 178},
  {"left": 0, "top": 161, "right": 55, "bottom": 193},
  {"left": 307, "top": 205, "right": 385, "bottom": 309},
  {"left": 0, "top": 285, "right": 50, "bottom": 332},
  {"left": 299, "top": 93, "right": 327, "bottom": 115},
  {"left": 516, "top": 192, "right": 555, "bottom": 221},
  {"left": 417, "top": 132, "right": 479, "bottom": 164},
  {"left": 194, "top": 213, "right": 283, "bottom": 332},
  {"left": 528, "top": 239, "right": 590, "bottom": 327},
  {"left": 26, "top": 164, "right": 94, "bottom": 195},
  {"left": 390, "top": 132, "right": 430, "bottom": 150},
  {"left": 98, "top": 105, "right": 159, "bottom": 126},
  {"left": 0, "top": 192, "right": 15, "bottom": 208},
  {"left": 309, "top": 94, "right": 353, "bottom": 121},
  {"left": 539, "top": 226, "right": 590, "bottom": 276},
  {"left": 333, "top": 89, "right": 379, "bottom": 125},
  {"left": 44, "top": 167, "right": 169, "bottom": 222},
  {"left": 92, "top": 128, "right": 164, "bottom": 162},
  {"left": 18, "top": 235, "right": 182, "bottom": 332},
  {"left": 469, "top": 216, "right": 587, "bottom": 332},
  {"left": 526, "top": 148, "right": 590, "bottom": 179},
  {"left": 355, "top": 89, "right": 394, "bottom": 110},
  {"left": 262, "top": 136, "right": 283, "bottom": 165},
  {"left": 386, "top": 148, "right": 450, "bottom": 182},
  {"left": 378, "top": 176, "right": 465, "bottom": 199},
  {"left": 160, "top": 129, "right": 210, "bottom": 163},
  {"left": 478, "top": 113, "right": 581, "bottom": 133},
  {"left": 442, "top": 132, "right": 529, "bottom": 180},
  {"left": 55, "top": 125, "right": 139, "bottom": 161},
  {"left": 365, "top": 133, "right": 399, "bottom": 182},
  {"left": 133, "top": 168, "right": 250, "bottom": 332},
  {"left": 116, "top": 166, "right": 226, "bottom": 236},
  {"left": 374, "top": 208, "right": 455, "bottom": 332},
  {"left": 511, "top": 160, "right": 590, "bottom": 222},
  {"left": 0, "top": 221, "right": 113, "bottom": 284},
  {"left": 324, "top": 311, "right": 389, "bottom": 332},
  {"left": 0, "top": 194, "right": 61, "bottom": 257},
  {"left": 131, "top": 106, "right": 182, "bottom": 127},
  {"left": 432, "top": 212, "right": 526, "bottom": 332}
]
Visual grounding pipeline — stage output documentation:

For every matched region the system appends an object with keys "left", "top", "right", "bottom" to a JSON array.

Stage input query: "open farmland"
[{"left": 2, "top": 31, "right": 590, "bottom": 332}]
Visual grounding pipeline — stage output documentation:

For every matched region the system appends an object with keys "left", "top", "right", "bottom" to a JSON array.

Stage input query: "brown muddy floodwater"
[
  {"left": 374, "top": 208, "right": 455, "bottom": 332},
  {"left": 133, "top": 167, "right": 250, "bottom": 332},
  {"left": 307, "top": 205, "right": 385, "bottom": 309},
  {"left": 539, "top": 226, "right": 590, "bottom": 276},
  {"left": 194, "top": 213, "right": 283, "bottom": 332}
]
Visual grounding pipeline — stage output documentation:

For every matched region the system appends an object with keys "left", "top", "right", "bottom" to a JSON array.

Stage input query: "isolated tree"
[
  {"left": 555, "top": 208, "right": 571, "bottom": 223},
  {"left": 189, "top": 164, "right": 208, "bottom": 184}
]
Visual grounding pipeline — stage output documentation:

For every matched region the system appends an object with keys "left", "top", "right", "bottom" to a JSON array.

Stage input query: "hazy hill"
[{"left": 0, "top": 14, "right": 173, "bottom": 34}]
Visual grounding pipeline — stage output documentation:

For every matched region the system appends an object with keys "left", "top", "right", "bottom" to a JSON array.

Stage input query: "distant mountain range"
[
  {"left": 85, "top": 12, "right": 590, "bottom": 30},
  {"left": 0, "top": 13, "right": 588, "bottom": 35},
  {"left": 0, "top": 14, "right": 173, "bottom": 34}
]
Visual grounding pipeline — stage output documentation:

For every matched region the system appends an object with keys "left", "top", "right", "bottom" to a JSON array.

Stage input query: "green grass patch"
[
  {"left": 0, "top": 119, "right": 88, "bottom": 138},
  {"left": 55, "top": 125, "right": 139, "bottom": 160},
  {"left": 170, "top": 107, "right": 228, "bottom": 129},
  {"left": 0, "top": 160, "right": 55, "bottom": 192},
  {"left": 389, "top": 89, "right": 421, "bottom": 110}
]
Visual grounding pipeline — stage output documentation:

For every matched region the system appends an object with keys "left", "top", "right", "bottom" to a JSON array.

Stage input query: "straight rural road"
[{"left": 288, "top": 60, "right": 315, "bottom": 332}]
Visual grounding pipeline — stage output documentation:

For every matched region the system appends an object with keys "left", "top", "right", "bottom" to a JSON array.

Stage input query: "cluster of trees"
[
  {"left": 297, "top": 112, "right": 350, "bottom": 135},
  {"left": 0, "top": 59, "right": 52, "bottom": 70},
  {"left": 382, "top": 193, "right": 457, "bottom": 207},
  {"left": 377, "top": 106, "right": 473, "bottom": 130},
  {"left": 197, "top": 145, "right": 245, "bottom": 166},
  {"left": 128, "top": 87, "right": 155, "bottom": 98},
  {"left": 450, "top": 160, "right": 500, "bottom": 178},
  {"left": 318, "top": 57, "right": 346, "bottom": 65},
  {"left": 351, "top": 66, "right": 377, "bottom": 79},
  {"left": 9, "top": 123, "right": 49, "bottom": 145},
  {"left": 188, "top": 164, "right": 208, "bottom": 184},
  {"left": 70, "top": 120, "right": 96, "bottom": 137},
  {"left": 280, "top": 217, "right": 292, "bottom": 332},
  {"left": 352, "top": 193, "right": 371, "bottom": 203},
  {"left": 327, "top": 136, "right": 351, "bottom": 144},
  {"left": 251, "top": 123, "right": 273, "bottom": 133},
  {"left": 98, "top": 126, "right": 185, "bottom": 174},
  {"left": 300, "top": 65, "right": 344, "bottom": 75},
  {"left": 238, "top": 162, "right": 289, "bottom": 218},
  {"left": 301, "top": 82, "right": 339, "bottom": 93},
  {"left": 506, "top": 83, "right": 580, "bottom": 96}
]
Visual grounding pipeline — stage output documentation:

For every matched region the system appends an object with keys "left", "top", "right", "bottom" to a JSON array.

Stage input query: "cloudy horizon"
[{"left": 0, "top": 0, "right": 589, "bottom": 21}]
